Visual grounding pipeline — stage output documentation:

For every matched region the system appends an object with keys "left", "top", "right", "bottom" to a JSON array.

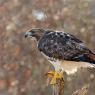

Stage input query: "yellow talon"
[{"left": 46, "top": 71, "right": 64, "bottom": 85}]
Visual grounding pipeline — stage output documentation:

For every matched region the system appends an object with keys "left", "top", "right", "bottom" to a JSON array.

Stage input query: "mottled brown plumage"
[{"left": 25, "top": 28, "right": 95, "bottom": 65}]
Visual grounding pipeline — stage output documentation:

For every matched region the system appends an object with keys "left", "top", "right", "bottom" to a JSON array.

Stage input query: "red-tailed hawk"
[{"left": 25, "top": 28, "right": 95, "bottom": 84}]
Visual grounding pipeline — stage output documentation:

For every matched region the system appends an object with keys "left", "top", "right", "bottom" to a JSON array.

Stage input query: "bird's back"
[{"left": 38, "top": 31, "right": 95, "bottom": 64}]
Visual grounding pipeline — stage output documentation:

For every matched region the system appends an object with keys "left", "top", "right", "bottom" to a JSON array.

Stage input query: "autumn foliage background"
[{"left": 1, "top": 0, "right": 95, "bottom": 95}]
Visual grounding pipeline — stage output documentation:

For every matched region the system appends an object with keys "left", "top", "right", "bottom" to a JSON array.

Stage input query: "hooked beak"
[
  {"left": 25, "top": 31, "right": 32, "bottom": 38},
  {"left": 25, "top": 34, "right": 28, "bottom": 38}
]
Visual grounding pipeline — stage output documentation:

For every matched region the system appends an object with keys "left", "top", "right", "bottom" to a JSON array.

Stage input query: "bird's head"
[{"left": 25, "top": 28, "right": 45, "bottom": 41}]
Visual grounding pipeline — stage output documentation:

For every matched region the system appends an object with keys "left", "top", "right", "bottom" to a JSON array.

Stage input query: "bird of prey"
[{"left": 25, "top": 28, "right": 95, "bottom": 85}]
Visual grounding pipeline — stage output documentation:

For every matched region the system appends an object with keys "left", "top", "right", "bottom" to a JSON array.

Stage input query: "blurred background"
[{"left": 1, "top": 0, "right": 95, "bottom": 95}]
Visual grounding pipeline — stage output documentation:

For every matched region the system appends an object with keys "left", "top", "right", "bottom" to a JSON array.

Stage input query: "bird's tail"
[
  {"left": 87, "top": 53, "right": 95, "bottom": 64},
  {"left": 72, "top": 52, "right": 95, "bottom": 64}
]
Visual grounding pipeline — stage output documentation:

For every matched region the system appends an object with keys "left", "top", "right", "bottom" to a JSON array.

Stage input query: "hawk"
[{"left": 25, "top": 28, "right": 95, "bottom": 85}]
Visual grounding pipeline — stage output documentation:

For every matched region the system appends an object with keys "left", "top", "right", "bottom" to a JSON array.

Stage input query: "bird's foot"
[{"left": 45, "top": 71, "right": 64, "bottom": 85}]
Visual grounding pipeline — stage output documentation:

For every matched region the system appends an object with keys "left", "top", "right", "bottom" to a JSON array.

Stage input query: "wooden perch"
[
  {"left": 46, "top": 61, "right": 95, "bottom": 95},
  {"left": 52, "top": 77, "right": 89, "bottom": 95},
  {"left": 52, "top": 74, "right": 64, "bottom": 95},
  {"left": 72, "top": 84, "right": 89, "bottom": 95}
]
